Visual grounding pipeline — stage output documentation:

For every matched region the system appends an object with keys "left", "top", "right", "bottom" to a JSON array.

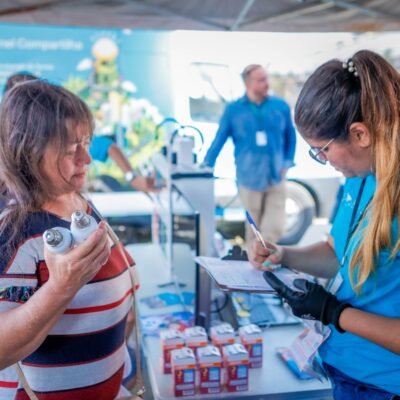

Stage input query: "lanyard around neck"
[{"left": 341, "top": 177, "right": 371, "bottom": 265}]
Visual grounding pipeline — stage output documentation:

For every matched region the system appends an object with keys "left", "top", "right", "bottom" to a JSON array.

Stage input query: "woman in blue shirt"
[{"left": 249, "top": 50, "right": 400, "bottom": 400}]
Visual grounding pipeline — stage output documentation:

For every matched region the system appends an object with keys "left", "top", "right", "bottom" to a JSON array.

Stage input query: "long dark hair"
[
  {"left": 0, "top": 79, "right": 94, "bottom": 254},
  {"left": 295, "top": 50, "right": 400, "bottom": 291},
  {"left": 295, "top": 57, "right": 362, "bottom": 143}
]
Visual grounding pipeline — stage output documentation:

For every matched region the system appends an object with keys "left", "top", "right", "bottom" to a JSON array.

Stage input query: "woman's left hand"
[{"left": 263, "top": 271, "right": 351, "bottom": 332}]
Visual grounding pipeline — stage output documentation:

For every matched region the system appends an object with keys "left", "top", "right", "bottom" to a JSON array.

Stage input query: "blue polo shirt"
[
  {"left": 323, "top": 175, "right": 400, "bottom": 395},
  {"left": 204, "top": 95, "right": 296, "bottom": 192}
]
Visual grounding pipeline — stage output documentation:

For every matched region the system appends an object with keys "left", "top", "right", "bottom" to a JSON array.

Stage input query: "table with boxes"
[
  {"left": 145, "top": 321, "right": 333, "bottom": 400},
  {"left": 161, "top": 324, "right": 259, "bottom": 397},
  {"left": 128, "top": 243, "right": 333, "bottom": 399}
]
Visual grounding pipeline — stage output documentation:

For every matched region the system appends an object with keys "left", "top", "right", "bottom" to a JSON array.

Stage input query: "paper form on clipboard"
[{"left": 194, "top": 256, "right": 306, "bottom": 293}]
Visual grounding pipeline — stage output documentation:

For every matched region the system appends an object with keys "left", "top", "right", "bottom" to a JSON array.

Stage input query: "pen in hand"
[
  {"left": 245, "top": 210, "right": 268, "bottom": 249},
  {"left": 245, "top": 210, "right": 279, "bottom": 269}
]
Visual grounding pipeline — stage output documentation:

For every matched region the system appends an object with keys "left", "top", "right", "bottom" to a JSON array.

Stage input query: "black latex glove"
[{"left": 263, "top": 271, "right": 351, "bottom": 333}]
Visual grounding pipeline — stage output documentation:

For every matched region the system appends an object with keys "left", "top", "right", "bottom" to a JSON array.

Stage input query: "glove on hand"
[{"left": 263, "top": 271, "right": 351, "bottom": 333}]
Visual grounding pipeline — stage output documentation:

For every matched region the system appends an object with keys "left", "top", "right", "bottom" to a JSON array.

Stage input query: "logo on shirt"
[{"left": 343, "top": 193, "right": 354, "bottom": 209}]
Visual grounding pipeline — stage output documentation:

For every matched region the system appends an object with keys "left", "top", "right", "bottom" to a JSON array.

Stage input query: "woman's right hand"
[
  {"left": 44, "top": 221, "right": 111, "bottom": 297},
  {"left": 248, "top": 239, "right": 283, "bottom": 271}
]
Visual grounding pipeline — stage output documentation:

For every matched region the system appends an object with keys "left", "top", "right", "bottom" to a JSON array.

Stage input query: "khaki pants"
[{"left": 238, "top": 181, "right": 286, "bottom": 246}]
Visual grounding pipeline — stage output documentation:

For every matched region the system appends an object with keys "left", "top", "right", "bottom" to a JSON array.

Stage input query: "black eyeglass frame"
[{"left": 308, "top": 137, "right": 336, "bottom": 165}]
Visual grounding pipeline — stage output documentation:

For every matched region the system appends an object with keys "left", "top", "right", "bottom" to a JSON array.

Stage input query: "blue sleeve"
[
  {"left": 203, "top": 105, "right": 231, "bottom": 167},
  {"left": 89, "top": 136, "right": 114, "bottom": 162},
  {"left": 283, "top": 103, "right": 296, "bottom": 168}
]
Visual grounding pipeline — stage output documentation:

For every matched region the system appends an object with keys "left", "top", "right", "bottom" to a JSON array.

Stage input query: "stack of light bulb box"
[{"left": 160, "top": 322, "right": 264, "bottom": 397}]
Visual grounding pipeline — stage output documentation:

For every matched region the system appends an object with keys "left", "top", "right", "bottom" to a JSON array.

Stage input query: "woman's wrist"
[
  {"left": 336, "top": 306, "right": 353, "bottom": 333},
  {"left": 45, "top": 277, "right": 79, "bottom": 302}
]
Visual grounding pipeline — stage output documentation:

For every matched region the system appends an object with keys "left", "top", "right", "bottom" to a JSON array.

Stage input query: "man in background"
[{"left": 203, "top": 64, "right": 296, "bottom": 244}]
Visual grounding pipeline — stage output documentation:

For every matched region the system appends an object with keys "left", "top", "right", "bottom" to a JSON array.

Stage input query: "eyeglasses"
[{"left": 308, "top": 137, "right": 336, "bottom": 165}]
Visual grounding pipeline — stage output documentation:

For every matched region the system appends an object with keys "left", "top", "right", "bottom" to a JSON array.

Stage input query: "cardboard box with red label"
[
  {"left": 222, "top": 343, "right": 249, "bottom": 392},
  {"left": 160, "top": 329, "right": 185, "bottom": 374},
  {"left": 171, "top": 347, "right": 197, "bottom": 397},
  {"left": 239, "top": 324, "right": 263, "bottom": 368},
  {"left": 184, "top": 326, "right": 208, "bottom": 354},
  {"left": 197, "top": 345, "right": 222, "bottom": 395},
  {"left": 210, "top": 323, "right": 235, "bottom": 351}
]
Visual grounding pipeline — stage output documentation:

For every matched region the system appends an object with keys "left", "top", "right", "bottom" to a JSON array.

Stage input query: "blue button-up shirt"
[{"left": 204, "top": 95, "right": 296, "bottom": 192}]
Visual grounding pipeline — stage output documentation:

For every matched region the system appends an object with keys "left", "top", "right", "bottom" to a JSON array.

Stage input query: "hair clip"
[{"left": 342, "top": 59, "right": 358, "bottom": 77}]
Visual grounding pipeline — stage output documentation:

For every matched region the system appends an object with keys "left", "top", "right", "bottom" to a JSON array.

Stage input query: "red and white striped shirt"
[{"left": 0, "top": 209, "right": 139, "bottom": 399}]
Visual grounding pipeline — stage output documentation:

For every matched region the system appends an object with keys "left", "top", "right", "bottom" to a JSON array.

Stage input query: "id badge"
[{"left": 256, "top": 130, "right": 268, "bottom": 147}]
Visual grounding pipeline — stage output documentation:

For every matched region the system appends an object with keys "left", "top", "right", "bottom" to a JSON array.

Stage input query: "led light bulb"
[
  {"left": 43, "top": 227, "right": 73, "bottom": 254},
  {"left": 70, "top": 210, "right": 98, "bottom": 244}
]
